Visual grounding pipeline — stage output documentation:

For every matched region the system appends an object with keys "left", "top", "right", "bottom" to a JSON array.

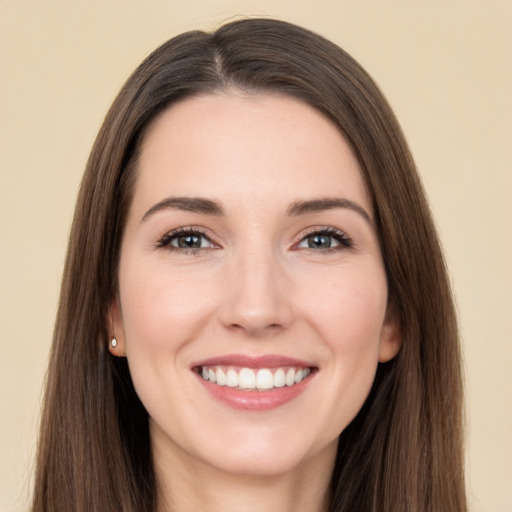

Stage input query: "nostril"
[{"left": 225, "top": 320, "right": 284, "bottom": 336}]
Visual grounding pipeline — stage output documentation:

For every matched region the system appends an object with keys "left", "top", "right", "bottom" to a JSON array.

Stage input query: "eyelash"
[
  {"left": 154, "top": 226, "right": 354, "bottom": 255},
  {"left": 294, "top": 227, "right": 354, "bottom": 254},
  {"left": 154, "top": 227, "right": 216, "bottom": 255}
]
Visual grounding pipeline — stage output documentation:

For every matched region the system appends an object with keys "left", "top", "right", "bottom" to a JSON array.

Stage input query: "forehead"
[{"left": 133, "top": 92, "right": 371, "bottom": 218}]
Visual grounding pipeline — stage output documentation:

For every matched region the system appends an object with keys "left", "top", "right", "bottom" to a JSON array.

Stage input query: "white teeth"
[
  {"left": 239, "top": 368, "right": 256, "bottom": 389},
  {"left": 295, "top": 368, "right": 311, "bottom": 383},
  {"left": 200, "top": 366, "right": 312, "bottom": 390},
  {"left": 273, "top": 368, "right": 285, "bottom": 388},
  {"left": 216, "top": 367, "right": 226, "bottom": 385},
  {"left": 225, "top": 368, "right": 239, "bottom": 387},
  {"left": 256, "top": 369, "right": 273, "bottom": 390},
  {"left": 285, "top": 368, "right": 295, "bottom": 386}
]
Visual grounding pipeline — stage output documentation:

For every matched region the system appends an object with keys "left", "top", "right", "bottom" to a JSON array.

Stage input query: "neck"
[{"left": 154, "top": 439, "right": 336, "bottom": 512}]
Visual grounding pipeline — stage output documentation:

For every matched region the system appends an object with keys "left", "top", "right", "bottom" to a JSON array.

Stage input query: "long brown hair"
[{"left": 32, "top": 18, "right": 466, "bottom": 512}]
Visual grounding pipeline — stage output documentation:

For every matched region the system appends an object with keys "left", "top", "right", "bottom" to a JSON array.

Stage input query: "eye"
[
  {"left": 299, "top": 233, "right": 337, "bottom": 249},
  {"left": 156, "top": 228, "right": 217, "bottom": 253},
  {"left": 295, "top": 228, "right": 353, "bottom": 251},
  {"left": 172, "top": 233, "right": 210, "bottom": 249}
]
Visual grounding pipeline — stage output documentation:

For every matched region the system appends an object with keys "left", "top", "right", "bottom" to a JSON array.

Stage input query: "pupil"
[
  {"left": 178, "top": 234, "right": 201, "bottom": 248},
  {"left": 308, "top": 234, "right": 331, "bottom": 249}
]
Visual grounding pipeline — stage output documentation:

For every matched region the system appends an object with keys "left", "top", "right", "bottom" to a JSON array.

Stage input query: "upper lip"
[{"left": 191, "top": 354, "right": 316, "bottom": 370}]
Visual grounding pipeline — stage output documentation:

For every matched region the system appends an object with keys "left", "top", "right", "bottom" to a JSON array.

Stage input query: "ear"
[
  {"left": 378, "top": 305, "right": 402, "bottom": 363},
  {"left": 109, "top": 298, "right": 127, "bottom": 357}
]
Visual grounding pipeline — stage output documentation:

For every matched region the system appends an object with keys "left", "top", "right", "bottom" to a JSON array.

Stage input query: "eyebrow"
[
  {"left": 287, "top": 198, "right": 373, "bottom": 226},
  {"left": 142, "top": 196, "right": 224, "bottom": 221},
  {"left": 141, "top": 195, "right": 372, "bottom": 226}
]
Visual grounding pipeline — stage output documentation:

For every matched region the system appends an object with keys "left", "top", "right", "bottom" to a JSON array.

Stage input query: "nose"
[{"left": 219, "top": 246, "right": 294, "bottom": 337}]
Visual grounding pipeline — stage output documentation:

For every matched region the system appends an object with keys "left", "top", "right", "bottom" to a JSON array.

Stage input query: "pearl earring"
[{"left": 111, "top": 337, "right": 118, "bottom": 348}]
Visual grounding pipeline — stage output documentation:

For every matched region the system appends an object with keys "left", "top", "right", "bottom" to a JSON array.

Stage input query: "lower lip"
[{"left": 195, "top": 372, "right": 314, "bottom": 411}]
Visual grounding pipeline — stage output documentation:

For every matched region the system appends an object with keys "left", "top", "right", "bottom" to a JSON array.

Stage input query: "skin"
[{"left": 111, "top": 91, "right": 401, "bottom": 512}]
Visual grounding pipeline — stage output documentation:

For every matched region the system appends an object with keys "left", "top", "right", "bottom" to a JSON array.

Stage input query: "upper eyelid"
[
  {"left": 297, "top": 225, "right": 346, "bottom": 235},
  {"left": 294, "top": 225, "right": 351, "bottom": 241},
  {"left": 161, "top": 226, "right": 212, "bottom": 239}
]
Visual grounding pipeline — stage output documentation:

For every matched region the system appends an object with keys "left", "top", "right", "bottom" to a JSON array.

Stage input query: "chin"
[
  {"left": 194, "top": 427, "right": 339, "bottom": 479},
  {"left": 214, "top": 449, "right": 306, "bottom": 477}
]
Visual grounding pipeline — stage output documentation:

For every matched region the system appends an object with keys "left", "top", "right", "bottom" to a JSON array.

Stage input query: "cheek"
[
  {"left": 119, "top": 263, "right": 216, "bottom": 356},
  {"left": 302, "top": 268, "right": 387, "bottom": 406},
  {"left": 118, "top": 263, "right": 219, "bottom": 427},
  {"left": 320, "top": 278, "right": 387, "bottom": 415},
  {"left": 302, "top": 268, "right": 388, "bottom": 353},
  {"left": 281, "top": 268, "right": 389, "bottom": 445}
]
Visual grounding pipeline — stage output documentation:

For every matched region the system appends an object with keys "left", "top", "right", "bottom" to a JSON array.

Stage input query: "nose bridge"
[{"left": 221, "top": 236, "right": 292, "bottom": 335}]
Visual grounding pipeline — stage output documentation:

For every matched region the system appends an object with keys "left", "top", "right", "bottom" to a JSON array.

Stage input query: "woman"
[{"left": 31, "top": 18, "right": 466, "bottom": 512}]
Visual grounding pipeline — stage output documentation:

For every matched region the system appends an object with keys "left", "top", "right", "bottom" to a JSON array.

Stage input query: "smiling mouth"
[{"left": 195, "top": 365, "right": 314, "bottom": 391}]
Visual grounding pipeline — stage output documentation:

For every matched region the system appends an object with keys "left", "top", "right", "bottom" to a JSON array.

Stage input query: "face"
[{"left": 111, "top": 92, "right": 400, "bottom": 477}]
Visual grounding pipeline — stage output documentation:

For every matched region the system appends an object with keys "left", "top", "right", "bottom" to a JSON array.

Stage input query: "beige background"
[{"left": 0, "top": 1, "right": 510, "bottom": 511}]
